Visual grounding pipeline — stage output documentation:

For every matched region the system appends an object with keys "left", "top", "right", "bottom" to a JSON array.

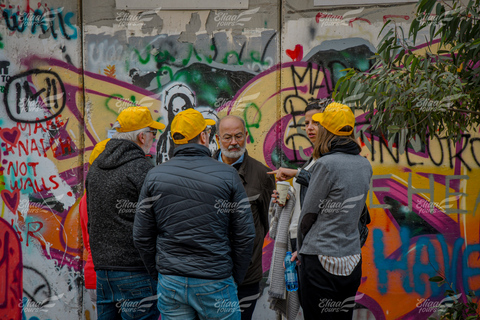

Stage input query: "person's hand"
[
  {"left": 291, "top": 251, "right": 300, "bottom": 266},
  {"left": 271, "top": 190, "right": 290, "bottom": 207},
  {"left": 268, "top": 167, "right": 299, "bottom": 181}
]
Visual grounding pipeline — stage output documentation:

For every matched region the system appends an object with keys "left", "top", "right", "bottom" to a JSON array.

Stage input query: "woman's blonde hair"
[{"left": 313, "top": 125, "right": 360, "bottom": 158}]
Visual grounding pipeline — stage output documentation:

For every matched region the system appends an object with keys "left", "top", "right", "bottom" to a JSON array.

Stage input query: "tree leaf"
[{"left": 429, "top": 276, "right": 445, "bottom": 282}]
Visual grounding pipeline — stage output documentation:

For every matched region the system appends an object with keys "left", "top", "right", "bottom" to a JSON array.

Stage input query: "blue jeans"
[
  {"left": 96, "top": 270, "right": 160, "bottom": 320},
  {"left": 157, "top": 273, "right": 240, "bottom": 320}
]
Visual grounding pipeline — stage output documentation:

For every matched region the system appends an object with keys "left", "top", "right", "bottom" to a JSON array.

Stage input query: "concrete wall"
[{"left": 1, "top": 0, "right": 479, "bottom": 319}]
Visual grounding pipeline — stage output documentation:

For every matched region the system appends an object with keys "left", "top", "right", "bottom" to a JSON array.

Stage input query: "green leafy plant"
[
  {"left": 428, "top": 275, "right": 480, "bottom": 320},
  {"left": 334, "top": 0, "right": 480, "bottom": 143}
]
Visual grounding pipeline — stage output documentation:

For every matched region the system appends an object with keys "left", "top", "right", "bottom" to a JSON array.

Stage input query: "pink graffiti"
[
  {"left": 0, "top": 217, "right": 23, "bottom": 320},
  {"left": 349, "top": 17, "right": 372, "bottom": 27},
  {"left": 383, "top": 15, "right": 410, "bottom": 24}
]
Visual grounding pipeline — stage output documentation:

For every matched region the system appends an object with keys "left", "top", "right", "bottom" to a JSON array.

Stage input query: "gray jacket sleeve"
[
  {"left": 229, "top": 171, "right": 256, "bottom": 285},
  {"left": 133, "top": 175, "right": 159, "bottom": 278}
]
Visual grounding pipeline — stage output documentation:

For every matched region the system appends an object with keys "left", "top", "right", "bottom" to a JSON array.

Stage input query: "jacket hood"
[{"left": 96, "top": 139, "right": 146, "bottom": 169}]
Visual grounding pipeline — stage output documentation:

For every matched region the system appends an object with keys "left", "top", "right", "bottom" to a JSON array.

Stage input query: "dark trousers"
[
  {"left": 298, "top": 254, "right": 362, "bottom": 320},
  {"left": 237, "top": 282, "right": 260, "bottom": 320}
]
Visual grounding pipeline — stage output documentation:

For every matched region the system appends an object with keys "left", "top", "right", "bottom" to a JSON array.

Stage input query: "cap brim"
[
  {"left": 149, "top": 121, "right": 166, "bottom": 130},
  {"left": 205, "top": 119, "right": 216, "bottom": 126},
  {"left": 312, "top": 113, "right": 324, "bottom": 123}
]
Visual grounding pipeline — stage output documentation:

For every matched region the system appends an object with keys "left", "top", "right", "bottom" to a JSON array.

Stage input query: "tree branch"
[{"left": 447, "top": 108, "right": 480, "bottom": 116}]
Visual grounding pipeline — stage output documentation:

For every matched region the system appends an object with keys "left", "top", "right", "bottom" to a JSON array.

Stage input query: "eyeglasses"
[
  {"left": 146, "top": 130, "right": 157, "bottom": 137},
  {"left": 221, "top": 133, "right": 245, "bottom": 143}
]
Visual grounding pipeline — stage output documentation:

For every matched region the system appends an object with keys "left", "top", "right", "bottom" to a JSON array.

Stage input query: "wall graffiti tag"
[{"left": 3, "top": 70, "right": 66, "bottom": 123}]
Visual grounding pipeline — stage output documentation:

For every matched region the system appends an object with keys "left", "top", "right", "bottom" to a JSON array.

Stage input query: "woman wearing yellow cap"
[{"left": 295, "top": 102, "right": 372, "bottom": 320}]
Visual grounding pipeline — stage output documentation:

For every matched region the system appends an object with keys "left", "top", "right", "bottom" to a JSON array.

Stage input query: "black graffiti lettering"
[
  {"left": 379, "top": 135, "right": 400, "bottom": 164},
  {"left": 471, "top": 138, "right": 480, "bottom": 167},
  {"left": 0, "top": 61, "right": 10, "bottom": 75},
  {"left": 405, "top": 140, "right": 423, "bottom": 166},
  {"left": 4, "top": 70, "right": 66, "bottom": 123},
  {"left": 211, "top": 37, "right": 218, "bottom": 61},
  {"left": 56, "top": 11, "right": 71, "bottom": 40},
  {"left": 3, "top": 11, "right": 27, "bottom": 32},
  {"left": 260, "top": 32, "right": 277, "bottom": 64},
  {"left": 45, "top": 77, "right": 59, "bottom": 110},
  {"left": 286, "top": 134, "right": 312, "bottom": 164},
  {"left": 291, "top": 63, "right": 325, "bottom": 96},
  {"left": 448, "top": 134, "right": 471, "bottom": 171},
  {"left": 23, "top": 266, "right": 52, "bottom": 307},
  {"left": 426, "top": 134, "right": 444, "bottom": 166}
]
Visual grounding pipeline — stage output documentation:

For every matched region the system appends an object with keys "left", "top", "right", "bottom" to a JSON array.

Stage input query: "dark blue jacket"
[{"left": 133, "top": 143, "right": 255, "bottom": 284}]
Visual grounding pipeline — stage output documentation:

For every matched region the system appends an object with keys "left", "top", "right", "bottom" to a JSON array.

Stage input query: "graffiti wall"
[
  {"left": 0, "top": 0, "right": 84, "bottom": 319},
  {"left": 0, "top": 0, "right": 478, "bottom": 319}
]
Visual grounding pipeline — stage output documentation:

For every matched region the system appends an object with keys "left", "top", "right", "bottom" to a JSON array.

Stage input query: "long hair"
[{"left": 313, "top": 125, "right": 360, "bottom": 158}]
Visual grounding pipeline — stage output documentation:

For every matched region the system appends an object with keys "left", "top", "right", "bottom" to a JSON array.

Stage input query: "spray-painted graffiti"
[
  {"left": 86, "top": 31, "right": 276, "bottom": 92},
  {"left": 3, "top": 70, "right": 66, "bottom": 123},
  {"left": 0, "top": 2, "right": 478, "bottom": 318},
  {"left": 1, "top": 7, "right": 77, "bottom": 40},
  {"left": 0, "top": 217, "right": 22, "bottom": 320}
]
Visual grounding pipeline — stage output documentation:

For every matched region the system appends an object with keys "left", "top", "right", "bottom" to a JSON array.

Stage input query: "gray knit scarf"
[{"left": 267, "top": 188, "right": 301, "bottom": 319}]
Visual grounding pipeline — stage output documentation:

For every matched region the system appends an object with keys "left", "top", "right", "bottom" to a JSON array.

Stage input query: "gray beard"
[{"left": 221, "top": 145, "right": 246, "bottom": 159}]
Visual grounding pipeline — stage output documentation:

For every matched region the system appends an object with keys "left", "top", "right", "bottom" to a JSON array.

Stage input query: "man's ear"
[
  {"left": 138, "top": 131, "right": 147, "bottom": 145},
  {"left": 198, "top": 131, "right": 206, "bottom": 146}
]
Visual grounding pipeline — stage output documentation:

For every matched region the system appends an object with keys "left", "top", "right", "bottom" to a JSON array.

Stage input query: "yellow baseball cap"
[
  {"left": 116, "top": 106, "right": 166, "bottom": 132},
  {"left": 171, "top": 109, "right": 216, "bottom": 144},
  {"left": 312, "top": 102, "right": 355, "bottom": 136},
  {"left": 89, "top": 139, "right": 110, "bottom": 165}
]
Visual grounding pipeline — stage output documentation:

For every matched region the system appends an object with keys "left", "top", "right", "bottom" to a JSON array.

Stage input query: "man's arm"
[
  {"left": 229, "top": 172, "right": 256, "bottom": 285},
  {"left": 133, "top": 176, "right": 159, "bottom": 278}
]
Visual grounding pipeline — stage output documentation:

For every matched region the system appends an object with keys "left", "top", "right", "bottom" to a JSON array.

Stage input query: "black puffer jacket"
[
  {"left": 133, "top": 144, "right": 255, "bottom": 284},
  {"left": 86, "top": 139, "right": 153, "bottom": 271}
]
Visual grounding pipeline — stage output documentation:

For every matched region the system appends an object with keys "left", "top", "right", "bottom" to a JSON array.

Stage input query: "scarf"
[{"left": 267, "top": 188, "right": 301, "bottom": 319}]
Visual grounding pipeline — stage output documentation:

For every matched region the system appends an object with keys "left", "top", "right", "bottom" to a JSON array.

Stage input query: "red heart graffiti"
[
  {"left": 286, "top": 44, "right": 303, "bottom": 62},
  {"left": 1, "top": 189, "right": 20, "bottom": 214},
  {"left": 0, "top": 127, "right": 21, "bottom": 147}
]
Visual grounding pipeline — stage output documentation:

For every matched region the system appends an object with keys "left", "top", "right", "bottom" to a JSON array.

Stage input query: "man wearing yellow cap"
[
  {"left": 86, "top": 107, "right": 165, "bottom": 319},
  {"left": 133, "top": 108, "right": 256, "bottom": 320}
]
